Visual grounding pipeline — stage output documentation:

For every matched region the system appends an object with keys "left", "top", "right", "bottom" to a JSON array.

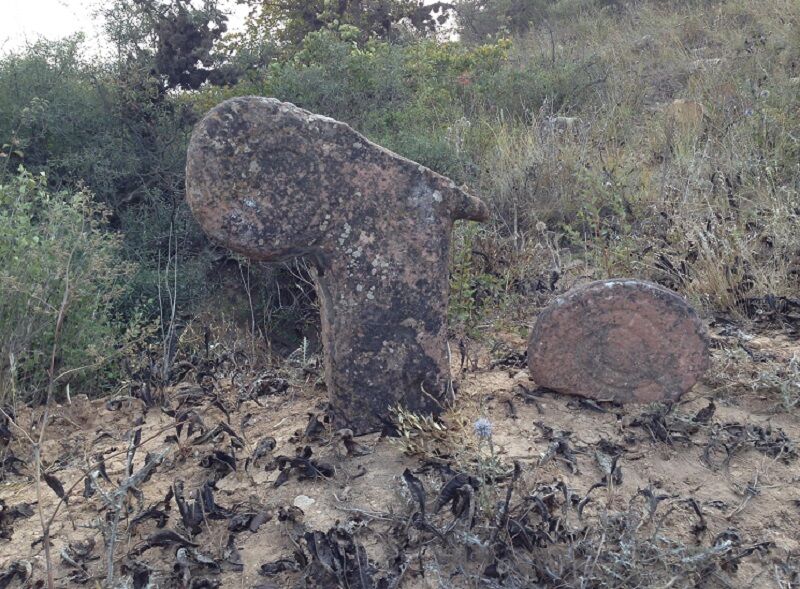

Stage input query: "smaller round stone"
[
  {"left": 527, "top": 279, "right": 710, "bottom": 404},
  {"left": 293, "top": 495, "right": 316, "bottom": 510}
]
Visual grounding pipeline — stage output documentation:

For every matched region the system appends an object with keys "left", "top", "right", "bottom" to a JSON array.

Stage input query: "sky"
[
  {"left": 1, "top": 0, "right": 99, "bottom": 54},
  {"left": 0, "top": 0, "right": 451, "bottom": 57},
  {"left": 0, "top": 0, "right": 249, "bottom": 56}
]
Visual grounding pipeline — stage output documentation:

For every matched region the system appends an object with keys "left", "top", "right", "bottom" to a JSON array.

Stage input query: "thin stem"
[{"left": 37, "top": 246, "right": 74, "bottom": 589}]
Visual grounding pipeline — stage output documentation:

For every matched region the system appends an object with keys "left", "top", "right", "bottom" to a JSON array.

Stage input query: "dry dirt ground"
[{"left": 0, "top": 322, "right": 798, "bottom": 588}]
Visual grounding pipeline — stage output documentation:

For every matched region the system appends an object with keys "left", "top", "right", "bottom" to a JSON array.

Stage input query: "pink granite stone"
[
  {"left": 185, "top": 97, "right": 488, "bottom": 434},
  {"left": 528, "top": 279, "right": 710, "bottom": 403}
]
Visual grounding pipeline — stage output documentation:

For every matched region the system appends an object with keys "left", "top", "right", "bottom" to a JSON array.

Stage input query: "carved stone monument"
[
  {"left": 528, "top": 279, "right": 710, "bottom": 404},
  {"left": 186, "top": 97, "right": 488, "bottom": 434}
]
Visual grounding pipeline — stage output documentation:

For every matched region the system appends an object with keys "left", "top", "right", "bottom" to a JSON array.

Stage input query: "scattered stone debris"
[
  {"left": 186, "top": 96, "right": 489, "bottom": 434},
  {"left": 528, "top": 279, "right": 710, "bottom": 403}
]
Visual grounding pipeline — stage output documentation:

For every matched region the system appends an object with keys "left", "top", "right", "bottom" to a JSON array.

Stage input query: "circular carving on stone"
[{"left": 527, "top": 279, "right": 710, "bottom": 403}]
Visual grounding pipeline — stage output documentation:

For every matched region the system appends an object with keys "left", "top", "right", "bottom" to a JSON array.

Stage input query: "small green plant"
[
  {"left": 449, "top": 224, "right": 509, "bottom": 332},
  {"left": 392, "top": 405, "right": 454, "bottom": 459},
  {"left": 471, "top": 416, "right": 506, "bottom": 484},
  {"left": 0, "top": 167, "right": 135, "bottom": 401},
  {"left": 392, "top": 405, "right": 508, "bottom": 480}
]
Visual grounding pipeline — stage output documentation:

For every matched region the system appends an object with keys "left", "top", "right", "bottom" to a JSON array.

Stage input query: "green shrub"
[{"left": 0, "top": 168, "right": 136, "bottom": 401}]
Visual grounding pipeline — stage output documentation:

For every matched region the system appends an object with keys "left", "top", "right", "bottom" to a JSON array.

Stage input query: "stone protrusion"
[
  {"left": 527, "top": 279, "right": 710, "bottom": 404},
  {"left": 186, "top": 96, "right": 488, "bottom": 434}
]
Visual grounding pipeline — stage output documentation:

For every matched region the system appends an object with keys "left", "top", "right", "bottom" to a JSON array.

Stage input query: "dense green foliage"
[
  {"left": 238, "top": 0, "right": 455, "bottom": 48},
  {"left": 0, "top": 168, "right": 135, "bottom": 398},
  {"left": 1, "top": 0, "right": 798, "bottom": 400}
]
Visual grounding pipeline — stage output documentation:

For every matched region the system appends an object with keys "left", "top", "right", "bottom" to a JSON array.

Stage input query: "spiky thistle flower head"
[{"left": 473, "top": 417, "right": 493, "bottom": 439}]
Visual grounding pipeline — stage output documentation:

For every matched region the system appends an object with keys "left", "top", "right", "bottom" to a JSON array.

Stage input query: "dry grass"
[{"left": 457, "top": 0, "right": 800, "bottom": 318}]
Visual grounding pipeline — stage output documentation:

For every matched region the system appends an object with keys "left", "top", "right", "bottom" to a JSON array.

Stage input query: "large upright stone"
[
  {"left": 528, "top": 279, "right": 710, "bottom": 404},
  {"left": 186, "top": 97, "right": 488, "bottom": 434}
]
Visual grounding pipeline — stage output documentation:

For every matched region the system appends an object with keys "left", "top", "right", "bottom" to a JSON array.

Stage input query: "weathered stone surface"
[
  {"left": 528, "top": 279, "right": 710, "bottom": 404},
  {"left": 186, "top": 96, "right": 488, "bottom": 434}
]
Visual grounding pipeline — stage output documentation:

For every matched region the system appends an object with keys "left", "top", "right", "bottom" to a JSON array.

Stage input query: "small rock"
[
  {"left": 293, "top": 495, "right": 316, "bottom": 510},
  {"left": 512, "top": 370, "right": 530, "bottom": 382},
  {"left": 528, "top": 279, "right": 710, "bottom": 404}
]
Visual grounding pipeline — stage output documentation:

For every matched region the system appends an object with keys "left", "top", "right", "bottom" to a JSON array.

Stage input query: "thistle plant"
[{"left": 473, "top": 417, "right": 494, "bottom": 457}]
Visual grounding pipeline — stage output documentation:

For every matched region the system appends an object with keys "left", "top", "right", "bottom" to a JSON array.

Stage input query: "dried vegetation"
[{"left": 0, "top": 316, "right": 798, "bottom": 588}]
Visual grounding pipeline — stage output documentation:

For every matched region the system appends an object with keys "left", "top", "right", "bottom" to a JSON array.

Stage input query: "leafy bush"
[
  {"left": 0, "top": 168, "right": 136, "bottom": 401},
  {"left": 0, "top": 38, "right": 128, "bottom": 208}
]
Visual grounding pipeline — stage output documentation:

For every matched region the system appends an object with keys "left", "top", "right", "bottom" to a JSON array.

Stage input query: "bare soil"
[{"left": 0, "top": 323, "right": 798, "bottom": 588}]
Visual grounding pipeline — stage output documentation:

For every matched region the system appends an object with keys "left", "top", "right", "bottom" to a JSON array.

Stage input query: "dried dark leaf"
[
  {"left": 199, "top": 483, "right": 232, "bottom": 520},
  {"left": 259, "top": 558, "right": 299, "bottom": 576},
  {"left": 43, "top": 472, "right": 67, "bottom": 504},
  {"left": 131, "top": 529, "right": 198, "bottom": 556},
  {"left": 402, "top": 469, "right": 426, "bottom": 521},
  {"left": 273, "top": 469, "right": 290, "bottom": 489},
  {"left": 210, "top": 397, "right": 231, "bottom": 422},
  {"left": 305, "top": 530, "right": 338, "bottom": 576},
  {"left": 223, "top": 534, "right": 244, "bottom": 572},
  {"left": 432, "top": 473, "right": 479, "bottom": 515},
  {"left": 0, "top": 560, "right": 31, "bottom": 589},
  {"left": 130, "top": 507, "right": 169, "bottom": 531}
]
